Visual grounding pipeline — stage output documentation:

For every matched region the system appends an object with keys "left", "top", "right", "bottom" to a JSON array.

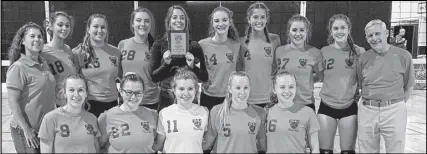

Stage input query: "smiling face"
[
  {"left": 88, "top": 17, "right": 107, "bottom": 43},
  {"left": 229, "top": 76, "right": 250, "bottom": 105},
  {"left": 22, "top": 28, "right": 44, "bottom": 54},
  {"left": 174, "top": 79, "right": 196, "bottom": 105},
  {"left": 51, "top": 15, "right": 71, "bottom": 40},
  {"left": 365, "top": 24, "right": 388, "bottom": 53},
  {"left": 120, "top": 81, "right": 144, "bottom": 107},
  {"left": 212, "top": 10, "right": 230, "bottom": 36},
  {"left": 132, "top": 12, "right": 151, "bottom": 36},
  {"left": 273, "top": 75, "right": 296, "bottom": 104},
  {"left": 64, "top": 78, "right": 87, "bottom": 108},
  {"left": 248, "top": 8, "right": 268, "bottom": 32},
  {"left": 170, "top": 9, "right": 186, "bottom": 31},
  {"left": 331, "top": 19, "right": 350, "bottom": 44},
  {"left": 289, "top": 21, "right": 307, "bottom": 46}
]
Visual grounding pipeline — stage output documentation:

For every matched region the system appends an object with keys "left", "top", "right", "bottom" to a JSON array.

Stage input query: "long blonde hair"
[{"left": 217, "top": 71, "right": 250, "bottom": 129}]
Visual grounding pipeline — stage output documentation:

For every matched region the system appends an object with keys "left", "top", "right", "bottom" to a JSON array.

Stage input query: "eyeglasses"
[{"left": 121, "top": 89, "right": 143, "bottom": 97}]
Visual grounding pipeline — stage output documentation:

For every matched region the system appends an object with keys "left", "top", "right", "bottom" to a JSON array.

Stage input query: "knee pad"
[
  {"left": 320, "top": 149, "right": 333, "bottom": 154},
  {"left": 341, "top": 150, "right": 355, "bottom": 154}
]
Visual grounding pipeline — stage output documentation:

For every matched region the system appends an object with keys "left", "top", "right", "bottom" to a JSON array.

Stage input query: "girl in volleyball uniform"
[
  {"left": 39, "top": 107, "right": 100, "bottom": 153},
  {"left": 41, "top": 11, "right": 79, "bottom": 106},
  {"left": 317, "top": 14, "right": 365, "bottom": 154},
  {"left": 72, "top": 14, "right": 122, "bottom": 117},
  {"left": 198, "top": 38, "right": 242, "bottom": 110},
  {"left": 274, "top": 45, "right": 322, "bottom": 110},
  {"left": 153, "top": 68, "right": 209, "bottom": 153},
  {"left": 73, "top": 43, "right": 122, "bottom": 117},
  {"left": 274, "top": 15, "right": 323, "bottom": 111},
  {"left": 39, "top": 75, "right": 101, "bottom": 153},
  {"left": 204, "top": 104, "right": 266, "bottom": 153},
  {"left": 119, "top": 38, "right": 159, "bottom": 108},
  {"left": 118, "top": 7, "right": 159, "bottom": 110},
  {"left": 203, "top": 71, "right": 267, "bottom": 153},
  {"left": 265, "top": 71, "right": 320, "bottom": 153},
  {"left": 156, "top": 103, "right": 208, "bottom": 153},
  {"left": 266, "top": 104, "right": 319, "bottom": 153},
  {"left": 199, "top": 6, "right": 245, "bottom": 111},
  {"left": 240, "top": 2, "right": 281, "bottom": 107},
  {"left": 98, "top": 73, "right": 158, "bottom": 153},
  {"left": 98, "top": 106, "right": 157, "bottom": 153}
]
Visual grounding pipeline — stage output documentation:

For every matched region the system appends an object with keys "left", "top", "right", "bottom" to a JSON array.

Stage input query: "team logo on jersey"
[
  {"left": 109, "top": 56, "right": 118, "bottom": 66},
  {"left": 248, "top": 122, "right": 256, "bottom": 134},
  {"left": 244, "top": 50, "right": 251, "bottom": 60},
  {"left": 298, "top": 58, "right": 308, "bottom": 69},
  {"left": 345, "top": 58, "right": 355, "bottom": 69},
  {"left": 192, "top": 118, "right": 203, "bottom": 130},
  {"left": 288, "top": 119, "right": 300, "bottom": 132},
  {"left": 141, "top": 121, "right": 152, "bottom": 133},
  {"left": 226, "top": 53, "right": 234, "bottom": 63},
  {"left": 85, "top": 123, "right": 97, "bottom": 136},
  {"left": 145, "top": 52, "right": 151, "bottom": 61},
  {"left": 264, "top": 47, "right": 272, "bottom": 57}
]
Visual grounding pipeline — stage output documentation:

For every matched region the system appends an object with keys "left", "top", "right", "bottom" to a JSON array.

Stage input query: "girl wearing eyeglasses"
[{"left": 98, "top": 73, "right": 158, "bottom": 153}]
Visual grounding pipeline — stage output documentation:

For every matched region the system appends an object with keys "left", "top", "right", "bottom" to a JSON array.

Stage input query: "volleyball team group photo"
[{"left": 1, "top": 1, "right": 425, "bottom": 153}]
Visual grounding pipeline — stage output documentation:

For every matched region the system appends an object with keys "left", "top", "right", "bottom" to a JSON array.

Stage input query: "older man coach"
[{"left": 356, "top": 19, "right": 415, "bottom": 153}]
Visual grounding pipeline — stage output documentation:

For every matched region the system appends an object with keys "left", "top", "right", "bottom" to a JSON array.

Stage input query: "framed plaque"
[{"left": 168, "top": 30, "right": 188, "bottom": 58}]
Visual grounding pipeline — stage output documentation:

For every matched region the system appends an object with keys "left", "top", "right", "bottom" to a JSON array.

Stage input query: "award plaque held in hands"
[{"left": 168, "top": 30, "right": 188, "bottom": 58}]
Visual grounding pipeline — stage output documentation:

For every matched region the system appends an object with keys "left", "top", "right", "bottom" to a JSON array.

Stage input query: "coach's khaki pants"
[{"left": 357, "top": 99, "right": 407, "bottom": 153}]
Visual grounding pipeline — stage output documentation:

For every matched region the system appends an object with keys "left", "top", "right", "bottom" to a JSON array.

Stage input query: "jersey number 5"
[{"left": 167, "top": 120, "right": 179, "bottom": 133}]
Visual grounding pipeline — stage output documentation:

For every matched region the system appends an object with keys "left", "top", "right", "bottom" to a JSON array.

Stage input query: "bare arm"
[
  {"left": 94, "top": 138, "right": 101, "bottom": 153},
  {"left": 256, "top": 112, "right": 267, "bottom": 152},
  {"left": 97, "top": 113, "right": 109, "bottom": 150},
  {"left": 202, "top": 107, "right": 218, "bottom": 151},
  {"left": 152, "top": 133, "right": 166, "bottom": 152},
  {"left": 309, "top": 132, "right": 320, "bottom": 153},
  {"left": 8, "top": 87, "right": 39, "bottom": 148},
  {"left": 40, "top": 138, "right": 53, "bottom": 153}
]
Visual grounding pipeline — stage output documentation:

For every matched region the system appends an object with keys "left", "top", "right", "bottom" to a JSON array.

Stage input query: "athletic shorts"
[{"left": 317, "top": 100, "right": 357, "bottom": 120}]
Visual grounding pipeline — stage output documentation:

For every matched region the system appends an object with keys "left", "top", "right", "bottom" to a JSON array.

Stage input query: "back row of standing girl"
[{"left": 7, "top": 2, "right": 365, "bottom": 153}]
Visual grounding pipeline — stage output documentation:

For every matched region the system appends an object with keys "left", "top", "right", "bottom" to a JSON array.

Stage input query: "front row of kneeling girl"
[{"left": 39, "top": 68, "right": 318, "bottom": 153}]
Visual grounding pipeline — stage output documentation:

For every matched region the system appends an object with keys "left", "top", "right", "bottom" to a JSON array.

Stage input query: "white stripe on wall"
[
  {"left": 45, "top": 1, "right": 50, "bottom": 42},
  {"left": 300, "top": 1, "right": 306, "bottom": 17},
  {"left": 134, "top": 1, "right": 138, "bottom": 10}
]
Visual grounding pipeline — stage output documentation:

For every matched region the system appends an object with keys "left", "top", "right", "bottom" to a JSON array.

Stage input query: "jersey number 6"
[{"left": 268, "top": 119, "right": 277, "bottom": 132}]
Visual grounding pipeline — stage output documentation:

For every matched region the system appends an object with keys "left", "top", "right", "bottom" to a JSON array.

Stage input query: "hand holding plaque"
[{"left": 168, "top": 30, "right": 188, "bottom": 58}]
